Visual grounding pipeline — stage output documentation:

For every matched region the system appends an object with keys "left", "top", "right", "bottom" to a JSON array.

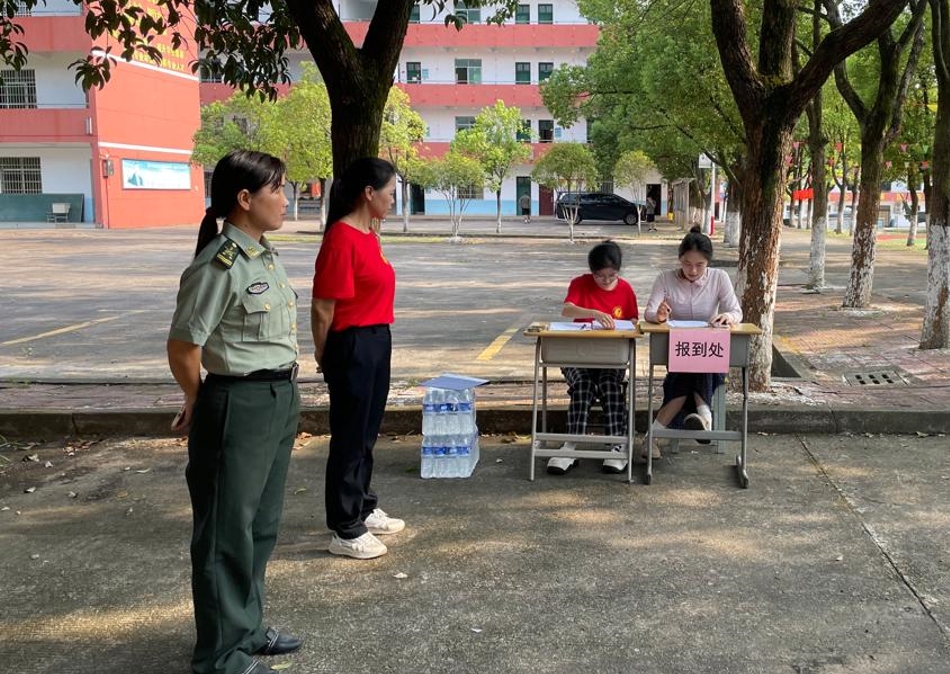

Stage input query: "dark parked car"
[{"left": 555, "top": 192, "right": 644, "bottom": 226}]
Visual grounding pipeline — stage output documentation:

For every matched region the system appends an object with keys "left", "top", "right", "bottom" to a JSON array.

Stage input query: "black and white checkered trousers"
[{"left": 561, "top": 367, "right": 627, "bottom": 437}]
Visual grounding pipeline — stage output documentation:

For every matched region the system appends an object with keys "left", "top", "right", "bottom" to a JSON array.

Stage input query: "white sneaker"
[
  {"left": 364, "top": 508, "right": 405, "bottom": 535},
  {"left": 328, "top": 532, "right": 388, "bottom": 559},
  {"left": 640, "top": 438, "right": 662, "bottom": 460},
  {"left": 547, "top": 442, "right": 578, "bottom": 475},
  {"left": 602, "top": 445, "right": 628, "bottom": 474},
  {"left": 684, "top": 412, "right": 712, "bottom": 444}
]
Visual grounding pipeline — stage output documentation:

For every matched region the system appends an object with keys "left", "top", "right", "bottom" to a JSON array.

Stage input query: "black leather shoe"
[{"left": 255, "top": 627, "right": 303, "bottom": 656}]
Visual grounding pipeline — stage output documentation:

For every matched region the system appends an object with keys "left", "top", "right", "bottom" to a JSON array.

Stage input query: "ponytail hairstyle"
[
  {"left": 588, "top": 239, "right": 623, "bottom": 273},
  {"left": 325, "top": 157, "right": 396, "bottom": 230},
  {"left": 678, "top": 224, "right": 714, "bottom": 261},
  {"left": 196, "top": 149, "right": 286, "bottom": 256}
]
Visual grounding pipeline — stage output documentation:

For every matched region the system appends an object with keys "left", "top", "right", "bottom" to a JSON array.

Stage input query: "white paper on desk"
[
  {"left": 667, "top": 319, "right": 711, "bottom": 329},
  {"left": 548, "top": 320, "right": 636, "bottom": 331}
]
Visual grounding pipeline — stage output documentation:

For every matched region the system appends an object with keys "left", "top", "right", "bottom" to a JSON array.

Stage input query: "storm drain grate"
[{"left": 843, "top": 370, "right": 907, "bottom": 386}]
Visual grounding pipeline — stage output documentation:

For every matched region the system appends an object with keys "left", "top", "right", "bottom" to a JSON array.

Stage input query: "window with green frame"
[
  {"left": 409, "top": 4, "right": 420, "bottom": 22},
  {"left": 455, "top": 1, "right": 481, "bottom": 24},
  {"left": 406, "top": 62, "right": 422, "bottom": 83},
  {"left": 538, "top": 62, "right": 554, "bottom": 82},
  {"left": 515, "top": 3, "right": 530, "bottom": 23},
  {"left": 455, "top": 116, "right": 477, "bottom": 132},
  {"left": 538, "top": 3, "right": 553, "bottom": 24},
  {"left": 517, "top": 119, "right": 532, "bottom": 142},
  {"left": 515, "top": 62, "right": 531, "bottom": 85},
  {"left": 455, "top": 59, "right": 482, "bottom": 84}
]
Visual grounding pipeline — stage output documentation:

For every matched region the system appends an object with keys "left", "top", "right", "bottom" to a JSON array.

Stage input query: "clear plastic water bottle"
[
  {"left": 420, "top": 442, "right": 434, "bottom": 479},
  {"left": 445, "top": 439, "right": 459, "bottom": 478},
  {"left": 441, "top": 389, "right": 458, "bottom": 435},
  {"left": 457, "top": 388, "right": 475, "bottom": 435},
  {"left": 457, "top": 440, "right": 471, "bottom": 478},
  {"left": 422, "top": 389, "right": 439, "bottom": 436}
]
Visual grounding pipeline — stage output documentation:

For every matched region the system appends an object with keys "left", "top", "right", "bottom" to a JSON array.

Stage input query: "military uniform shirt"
[{"left": 169, "top": 222, "right": 299, "bottom": 375}]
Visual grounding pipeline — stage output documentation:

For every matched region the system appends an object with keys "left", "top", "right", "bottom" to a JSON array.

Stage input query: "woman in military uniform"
[{"left": 167, "top": 150, "right": 303, "bottom": 674}]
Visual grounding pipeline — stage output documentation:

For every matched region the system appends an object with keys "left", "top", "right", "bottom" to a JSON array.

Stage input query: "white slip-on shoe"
[
  {"left": 328, "top": 532, "right": 388, "bottom": 559},
  {"left": 602, "top": 445, "right": 628, "bottom": 474},
  {"left": 547, "top": 442, "right": 578, "bottom": 475},
  {"left": 364, "top": 508, "right": 406, "bottom": 535}
]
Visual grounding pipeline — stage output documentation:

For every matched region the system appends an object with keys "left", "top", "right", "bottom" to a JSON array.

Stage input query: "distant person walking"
[
  {"left": 311, "top": 157, "right": 405, "bottom": 560},
  {"left": 167, "top": 150, "right": 303, "bottom": 674},
  {"left": 519, "top": 192, "right": 531, "bottom": 223},
  {"left": 646, "top": 196, "right": 657, "bottom": 231}
]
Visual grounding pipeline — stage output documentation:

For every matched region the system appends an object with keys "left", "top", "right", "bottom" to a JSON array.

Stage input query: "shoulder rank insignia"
[{"left": 213, "top": 239, "right": 240, "bottom": 269}]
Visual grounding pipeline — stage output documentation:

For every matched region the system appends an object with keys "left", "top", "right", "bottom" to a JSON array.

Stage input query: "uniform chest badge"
[
  {"left": 612, "top": 306, "right": 623, "bottom": 318},
  {"left": 246, "top": 282, "right": 270, "bottom": 295}
]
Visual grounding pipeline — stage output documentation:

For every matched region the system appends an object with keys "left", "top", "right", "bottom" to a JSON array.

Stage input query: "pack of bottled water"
[{"left": 420, "top": 384, "right": 480, "bottom": 479}]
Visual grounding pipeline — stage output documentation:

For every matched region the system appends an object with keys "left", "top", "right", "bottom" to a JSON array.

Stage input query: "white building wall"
[
  {"left": 398, "top": 48, "right": 592, "bottom": 86},
  {"left": 338, "top": 0, "right": 588, "bottom": 24},
  {"left": 0, "top": 146, "right": 95, "bottom": 221},
  {"left": 29, "top": 53, "right": 89, "bottom": 108}
]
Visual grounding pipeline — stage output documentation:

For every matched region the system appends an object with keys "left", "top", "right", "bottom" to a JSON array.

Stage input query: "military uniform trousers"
[
  {"left": 322, "top": 324, "right": 391, "bottom": 539},
  {"left": 186, "top": 375, "right": 300, "bottom": 674}
]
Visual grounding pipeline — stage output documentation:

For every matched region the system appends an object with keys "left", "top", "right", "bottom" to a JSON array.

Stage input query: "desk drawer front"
[{"left": 541, "top": 337, "right": 629, "bottom": 365}]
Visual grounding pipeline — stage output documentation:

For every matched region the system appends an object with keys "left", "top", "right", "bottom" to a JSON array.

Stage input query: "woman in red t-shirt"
[
  {"left": 312, "top": 157, "right": 403, "bottom": 560},
  {"left": 548, "top": 240, "right": 639, "bottom": 476}
]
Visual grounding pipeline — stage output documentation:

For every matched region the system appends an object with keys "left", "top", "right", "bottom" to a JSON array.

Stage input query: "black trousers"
[
  {"left": 187, "top": 376, "right": 300, "bottom": 674},
  {"left": 322, "top": 324, "right": 391, "bottom": 539}
]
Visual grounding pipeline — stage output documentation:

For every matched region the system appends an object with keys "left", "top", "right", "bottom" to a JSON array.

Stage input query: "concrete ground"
[{"left": 1, "top": 432, "right": 949, "bottom": 673}]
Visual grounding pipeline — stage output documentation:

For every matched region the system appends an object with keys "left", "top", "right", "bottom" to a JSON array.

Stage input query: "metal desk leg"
[
  {"left": 736, "top": 365, "right": 750, "bottom": 488},
  {"left": 626, "top": 341, "right": 635, "bottom": 484},
  {"left": 645, "top": 363, "right": 654, "bottom": 485},
  {"left": 529, "top": 339, "right": 541, "bottom": 481}
]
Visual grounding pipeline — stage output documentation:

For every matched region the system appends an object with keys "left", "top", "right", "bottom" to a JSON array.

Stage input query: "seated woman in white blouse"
[{"left": 643, "top": 225, "right": 742, "bottom": 458}]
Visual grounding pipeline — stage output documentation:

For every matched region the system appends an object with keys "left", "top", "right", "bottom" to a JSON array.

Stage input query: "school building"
[{"left": 1, "top": 1, "right": 669, "bottom": 228}]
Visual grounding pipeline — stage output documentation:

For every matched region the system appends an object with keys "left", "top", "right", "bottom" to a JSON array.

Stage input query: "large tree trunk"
[
  {"left": 921, "top": 0, "right": 950, "bottom": 348},
  {"left": 709, "top": 0, "right": 906, "bottom": 390},
  {"left": 806, "top": 1, "right": 828, "bottom": 288},
  {"left": 844, "top": 144, "right": 886, "bottom": 306},
  {"left": 907, "top": 173, "right": 920, "bottom": 246},
  {"left": 288, "top": 0, "right": 413, "bottom": 175}
]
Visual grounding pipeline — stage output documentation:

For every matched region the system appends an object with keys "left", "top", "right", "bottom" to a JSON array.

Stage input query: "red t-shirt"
[
  {"left": 312, "top": 222, "right": 395, "bottom": 331},
  {"left": 564, "top": 274, "right": 639, "bottom": 322}
]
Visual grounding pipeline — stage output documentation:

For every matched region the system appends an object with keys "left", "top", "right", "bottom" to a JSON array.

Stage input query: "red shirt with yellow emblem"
[
  {"left": 564, "top": 274, "right": 638, "bottom": 322},
  {"left": 312, "top": 222, "right": 395, "bottom": 331}
]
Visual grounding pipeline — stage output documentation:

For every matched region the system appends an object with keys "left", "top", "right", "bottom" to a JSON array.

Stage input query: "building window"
[
  {"left": 455, "top": 1, "right": 481, "bottom": 24},
  {"left": 455, "top": 59, "right": 482, "bottom": 84},
  {"left": 455, "top": 116, "right": 477, "bottom": 132},
  {"left": 0, "top": 69, "right": 37, "bottom": 109},
  {"left": 458, "top": 184, "right": 482, "bottom": 200},
  {"left": 409, "top": 3, "right": 420, "bottom": 22},
  {"left": 517, "top": 119, "right": 532, "bottom": 142},
  {"left": 538, "top": 62, "right": 554, "bottom": 82},
  {"left": 406, "top": 62, "right": 422, "bottom": 83},
  {"left": 515, "top": 4, "right": 530, "bottom": 23},
  {"left": 14, "top": 1, "right": 31, "bottom": 16},
  {"left": 538, "top": 3, "right": 553, "bottom": 24},
  {"left": 199, "top": 62, "right": 223, "bottom": 84},
  {"left": 539, "top": 119, "right": 554, "bottom": 142},
  {"left": 515, "top": 62, "right": 531, "bottom": 85},
  {"left": 0, "top": 157, "right": 42, "bottom": 194}
]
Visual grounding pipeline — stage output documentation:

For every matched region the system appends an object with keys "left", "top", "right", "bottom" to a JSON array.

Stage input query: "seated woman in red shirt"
[{"left": 548, "top": 240, "right": 639, "bottom": 476}]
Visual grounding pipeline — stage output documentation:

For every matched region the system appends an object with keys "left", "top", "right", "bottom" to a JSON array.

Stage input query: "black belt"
[{"left": 207, "top": 363, "right": 299, "bottom": 383}]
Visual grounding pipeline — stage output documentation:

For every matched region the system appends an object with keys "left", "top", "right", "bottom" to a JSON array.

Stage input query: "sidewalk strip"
[
  {"left": 3, "top": 315, "right": 125, "bottom": 346},
  {"left": 476, "top": 324, "right": 522, "bottom": 361}
]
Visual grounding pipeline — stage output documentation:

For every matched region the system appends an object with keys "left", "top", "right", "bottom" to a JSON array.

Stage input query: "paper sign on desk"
[{"left": 668, "top": 328, "right": 731, "bottom": 373}]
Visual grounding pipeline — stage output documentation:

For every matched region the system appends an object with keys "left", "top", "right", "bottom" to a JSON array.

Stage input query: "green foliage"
[
  {"left": 380, "top": 87, "right": 427, "bottom": 181},
  {"left": 531, "top": 142, "right": 598, "bottom": 193},
  {"left": 191, "top": 94, "right": 274, "bottom": 167},
  {"left": 451, "top": 100, "right": 531, "bottom": 192},
  {"left": 415, "top": 149, "right": 485, "bottom": 236},
  {"left": 613, "top": 149, "right": 655, "bottom": 198}
]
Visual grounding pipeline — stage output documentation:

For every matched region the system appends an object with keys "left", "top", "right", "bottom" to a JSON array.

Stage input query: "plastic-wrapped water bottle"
[
  {"left": 442, "top": 389, "right": 459, "bottom": 435},
  {"left": 420, "top": 443, "right": 435, "bottom": 479},
  {"left": 457, "top": 440, "right": 471, "bottom": 478},
  {"left": 445, "top": 439, "right": 459, "bottom": 478},
  {"left": 456, "top": 388, "right": 475, "bottom": 435},
  {"left": 422, "top": 389, "right": 440, "bottom": 436}
]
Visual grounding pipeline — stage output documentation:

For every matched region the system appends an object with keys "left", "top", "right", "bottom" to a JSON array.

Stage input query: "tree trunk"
[
  {"left": 843, "top": 142, "right": 886, "bottom": 307},
  {"left": 402, "top": 177, "right": 410, "bottom": 233},
  {"left": 807, "top": 85, "right": 828, "bottom": 289},
  {"left": 921, "top": 0, "right": 950, "bottom": 348},
  {"left": 319, "top": 177, "right": 329, "bottom": 230},
  {"left": 290, "top": 182, "right": 300, "bottom": 221},
  {"left": 907, "top": 177, "right": 920, "bottom": 246},
  {"left": 735, "top": 117, "right": 794, "bottom": 391},
  {"left": 496, "top": 189, "right": 503, "bottom": 234}
]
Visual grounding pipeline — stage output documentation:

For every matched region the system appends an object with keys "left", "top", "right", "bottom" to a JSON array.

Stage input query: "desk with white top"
[
  {"left": 639, "top": 321, "right": 762, "bottom": 487},
  {"left": 524, "top": 323, "right": 642, "bottom": 483}
]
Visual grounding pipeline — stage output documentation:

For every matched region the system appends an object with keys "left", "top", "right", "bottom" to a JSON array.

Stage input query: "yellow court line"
[
  {"left": 2, "top": 315, "right": 125, "bottom": 347},
  {"left": 476, "top": 324, "right": 522, "bottom": 362}
]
